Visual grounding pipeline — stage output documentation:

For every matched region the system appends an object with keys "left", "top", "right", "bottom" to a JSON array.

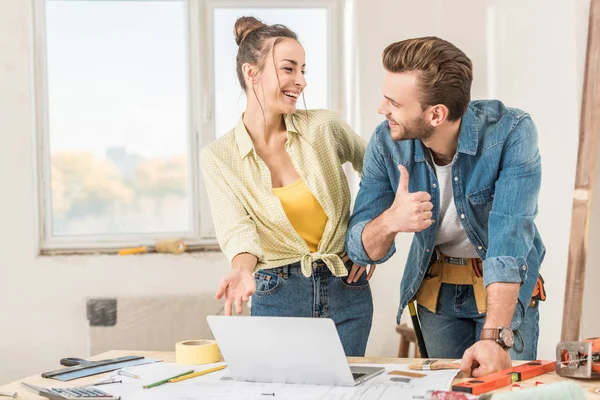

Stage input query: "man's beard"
[{"left": 392, "top": 116, "right": 434, "bottom": 141}]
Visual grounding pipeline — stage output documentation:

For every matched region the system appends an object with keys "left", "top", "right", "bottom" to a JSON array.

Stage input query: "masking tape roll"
[{"left": 175, "top": 340, "right": 220, "bottom": 365}]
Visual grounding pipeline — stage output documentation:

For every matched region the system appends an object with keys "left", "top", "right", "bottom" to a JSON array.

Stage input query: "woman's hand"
[
  {"left": 215, "top": 268, "right": 256, "bottom": 315},
  {"left": 346, "top": 263, "right": 377, "bottom": 283},
  {"left": 216, "top": 253, "right": 258, "bottom": 315}
]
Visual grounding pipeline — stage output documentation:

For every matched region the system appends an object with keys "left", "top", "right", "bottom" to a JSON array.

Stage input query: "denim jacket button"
[
  {"left": 454, "top": 176, "right": 459, "bottom": 181},
  {"left": 522, "top": 265, "right": 527, "bottom": 270},
  {"left": 460, "top": 214, "right": 465, "bottom": 219},
  {"left": 426, "top": 248, "right": 430, "bottom": 253},
  {"left": 478, "top": 246, "right": 483, "bottom": 250},
  {"left": 312, "top": 261, "right": 318, "bottom": 268},
  {"left": 432, "top": 183, "right": 437, "bottom": 189}
]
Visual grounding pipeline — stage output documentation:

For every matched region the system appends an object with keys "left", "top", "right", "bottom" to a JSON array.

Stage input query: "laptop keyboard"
[{"left": 352, "top": 372, "right": 367, "bottom": 380}]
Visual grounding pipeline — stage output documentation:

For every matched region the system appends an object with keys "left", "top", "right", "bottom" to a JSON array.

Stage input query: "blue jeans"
[
  {"left": 250, "top": 259, "right": 373, "bottom": 356},
  {"left": 417, "top": 283, "right": 539, "bottom": 360}
]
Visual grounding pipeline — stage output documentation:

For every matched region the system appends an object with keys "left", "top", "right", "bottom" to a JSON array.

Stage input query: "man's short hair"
[{"left": 382, "top": 37, "right": 473, "bottom": 121}]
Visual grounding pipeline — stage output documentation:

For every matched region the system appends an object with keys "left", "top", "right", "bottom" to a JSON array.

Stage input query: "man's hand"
[
  {"left": 346, "top": 263, "right": 377, "bottom": 283},
  {"left": 215, "top": 268, "right": 256, "bottom": 316},
  {"left": 460, "top": 340, "right": 512, "bottom": 377},
  {"left": 384, "top": 165, "right": 433, "bottom": 233}
]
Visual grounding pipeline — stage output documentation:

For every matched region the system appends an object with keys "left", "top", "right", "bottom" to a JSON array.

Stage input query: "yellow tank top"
[{"left": 272, "top": 178, "right": 328, "bottom": 252}]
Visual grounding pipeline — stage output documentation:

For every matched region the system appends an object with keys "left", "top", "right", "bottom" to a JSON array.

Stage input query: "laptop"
[{"left": 207, "top": 316, "right": 385, "bottom": 386}]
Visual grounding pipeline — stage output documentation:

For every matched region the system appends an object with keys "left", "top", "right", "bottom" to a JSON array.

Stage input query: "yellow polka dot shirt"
[{"left": 200, "top": 109, "right": 366, "bottom": 277}]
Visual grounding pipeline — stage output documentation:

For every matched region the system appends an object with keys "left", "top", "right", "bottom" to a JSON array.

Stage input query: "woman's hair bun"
[{"left": 234, "top": 16, "right": 266, "bottom": 46}]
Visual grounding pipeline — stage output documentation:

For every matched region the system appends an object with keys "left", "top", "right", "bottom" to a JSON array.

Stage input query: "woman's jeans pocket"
[
  {"left": 254, "top": 269, "right": 283, "bottom": 296},
  {"left": 340, "top": 259, "right": 370, "bottom": 290}
]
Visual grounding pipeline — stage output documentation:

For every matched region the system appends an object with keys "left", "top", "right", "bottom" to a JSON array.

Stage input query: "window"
[
  {"left": 211, "top": 6, "right": 331, "bottom": 138},
  {"left": 34, "top": 0, "right": 341, "bottom": 253}
]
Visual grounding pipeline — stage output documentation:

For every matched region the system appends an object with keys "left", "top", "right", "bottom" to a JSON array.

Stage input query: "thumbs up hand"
[{"left": 386, "top": 164, "right": 434, "bottom": 233}]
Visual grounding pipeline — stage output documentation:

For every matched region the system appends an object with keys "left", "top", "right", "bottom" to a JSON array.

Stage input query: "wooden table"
[{"left": 1, "top": 350, "right": 598, "bottom": 399}]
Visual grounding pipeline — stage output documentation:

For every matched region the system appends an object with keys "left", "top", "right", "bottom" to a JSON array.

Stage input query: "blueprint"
[{"left": 98, "top": 362, "right": 460, "bottom": 400}]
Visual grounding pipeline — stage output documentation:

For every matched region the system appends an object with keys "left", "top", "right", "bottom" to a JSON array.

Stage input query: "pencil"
[
  {"left": 143, "top": 370, "right": 195, "bottom": 389},
  {"left": 169, "top": 365, "right": 226, "bottom": 383}
]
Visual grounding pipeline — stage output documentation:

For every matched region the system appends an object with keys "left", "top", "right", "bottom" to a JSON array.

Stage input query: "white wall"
[
  {"left": 0, "top": 0, "right": 592, "bottom": 384},
  {"left": 356, "top": 0, "right": 588, "bottom": 360}
]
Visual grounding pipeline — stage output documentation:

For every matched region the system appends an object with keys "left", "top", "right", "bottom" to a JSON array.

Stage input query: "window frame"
[{"left": 33, "top": 0, "right": 344, "bottom": 254}]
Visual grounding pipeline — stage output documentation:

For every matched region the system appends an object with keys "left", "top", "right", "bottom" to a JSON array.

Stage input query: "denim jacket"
[{"left": 345, "top": 100, "right": 546, "bottom": 326}]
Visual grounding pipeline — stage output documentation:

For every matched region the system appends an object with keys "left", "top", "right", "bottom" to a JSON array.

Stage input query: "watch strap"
[{"left": 480, "top": 328, "right": 500, "bottom": 341}]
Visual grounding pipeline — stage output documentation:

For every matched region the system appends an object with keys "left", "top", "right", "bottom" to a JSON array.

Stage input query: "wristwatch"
[{"left": 480, "top": 327, "right": 514, "bottom": 350}]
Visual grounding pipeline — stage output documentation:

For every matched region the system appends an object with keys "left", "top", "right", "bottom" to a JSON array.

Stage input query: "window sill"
[{"left": 39, "top": 243, "right": 222, "bottom": 257}]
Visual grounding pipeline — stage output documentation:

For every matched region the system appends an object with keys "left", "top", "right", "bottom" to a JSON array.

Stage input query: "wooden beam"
[{"left": 562, "top": 0, "right": 600, "bottom": 341}]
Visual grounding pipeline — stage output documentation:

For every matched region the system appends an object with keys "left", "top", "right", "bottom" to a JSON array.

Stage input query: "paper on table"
[
  {"left": 111, "top": 362, "right": 201, "bottom": 384},
  {"left": 98, "top": 362, "right": 459, "bottom": 400},
  {"left": 93, "top": 361, "right": 225, "bottom": 397}
]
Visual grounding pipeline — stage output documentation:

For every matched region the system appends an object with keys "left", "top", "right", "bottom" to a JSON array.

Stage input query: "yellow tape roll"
[{"left": 175, "top": 340, "right": 220, "bottom": 365}]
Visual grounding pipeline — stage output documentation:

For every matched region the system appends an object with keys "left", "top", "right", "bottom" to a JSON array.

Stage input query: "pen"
[
  {"left": 84, "top": 380, "right": 122, "bottom": 387},
  {"left": 82, "top": 376, "right": 121, "bottom": 387},
  {"left": 0, "top": 391, "right": 17, "bottom": 398},
  {"left": 143, "top": 370, "right": 195, "bottom": 389},
  {"left": 169, "top": 365, "right": 226, "bottom": 383}
]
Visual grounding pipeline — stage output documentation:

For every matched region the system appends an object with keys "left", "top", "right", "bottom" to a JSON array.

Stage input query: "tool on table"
[
  {"left": 451, "top": 360, "right": 554, "bottom": 395},
  {"left": 556, "top": 338, "right": 600, "bottom": 378},
  {"left": 117, "top": 369, "right": 140, "bottom": 379},
  {"left": 175, "top": 340, "right": 220, "bottom": 364},
  {"left": 143, "top": 370, "right": 194, "bottom": 389},
  {"left": 42, "top": 356, "right": 160, "bottom": 381},
  {"left": 409, "top": 359, "right": 462, "bottom": 370},
  {"left": 0, "top": 391, "right": 17, "bottom": 398},
  {"left": 21, "top": 382, "right": 120, "bottom": 400},
  {"left": 169, "top": 365, "right": 226, "bottom": 383},
  {"left": 408, "top": 300, "right": 429, "bottom": 358},
  {"left": 388, "top": 370, "right": 426, "bottom": 378},
  {"left": 81, "top": 376, "right": 122, "bottom": 388},
  {"left": 118, "top": 240, "right": 186, "bottom": 255}
]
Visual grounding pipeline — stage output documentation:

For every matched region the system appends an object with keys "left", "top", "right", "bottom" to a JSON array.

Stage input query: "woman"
[{"left": 201, "top": 16, "right": 375, "bottom": 356}]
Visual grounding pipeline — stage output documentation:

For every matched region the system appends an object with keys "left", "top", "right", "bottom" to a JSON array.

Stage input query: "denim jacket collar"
[
  {"left": 414, "top": 106, "right": 479, "bottom": 163},
  {"left": 457, "top": 106, "right": 479, "bottom": 156}
]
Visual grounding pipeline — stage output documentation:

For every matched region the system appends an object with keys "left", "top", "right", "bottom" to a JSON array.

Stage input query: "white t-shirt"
[{"left": 433, "top": 158, "right": 479, "bottom": 258}]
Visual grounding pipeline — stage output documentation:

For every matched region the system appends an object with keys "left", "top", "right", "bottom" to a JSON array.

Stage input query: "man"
[{"left": 345, "top": 37, "right": 546, "bottom": 377}]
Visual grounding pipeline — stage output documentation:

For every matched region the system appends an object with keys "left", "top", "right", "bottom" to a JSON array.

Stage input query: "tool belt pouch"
[
  {"left": 415, "top": 260, "right": 443, "bottom": 314},
  {"left": 416, "top": 257, "right": 487, "bottom": 314}
]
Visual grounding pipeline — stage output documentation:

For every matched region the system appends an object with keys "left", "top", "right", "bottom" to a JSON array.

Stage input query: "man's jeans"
[
  {"left": 250, "top": 259, "right": 373, "bottom": 357},
  {"left": 417, "top": 283, "right": 539, "bottom": 360}
]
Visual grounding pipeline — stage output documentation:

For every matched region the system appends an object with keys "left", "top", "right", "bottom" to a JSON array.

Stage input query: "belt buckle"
[{"left": 444, "top": 256, "right": 467, "bottom": 266}]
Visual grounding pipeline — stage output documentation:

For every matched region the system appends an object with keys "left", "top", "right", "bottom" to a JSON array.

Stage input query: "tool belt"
[{"left": 415, "top": 250, "right": 546, "bottom": 314}]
